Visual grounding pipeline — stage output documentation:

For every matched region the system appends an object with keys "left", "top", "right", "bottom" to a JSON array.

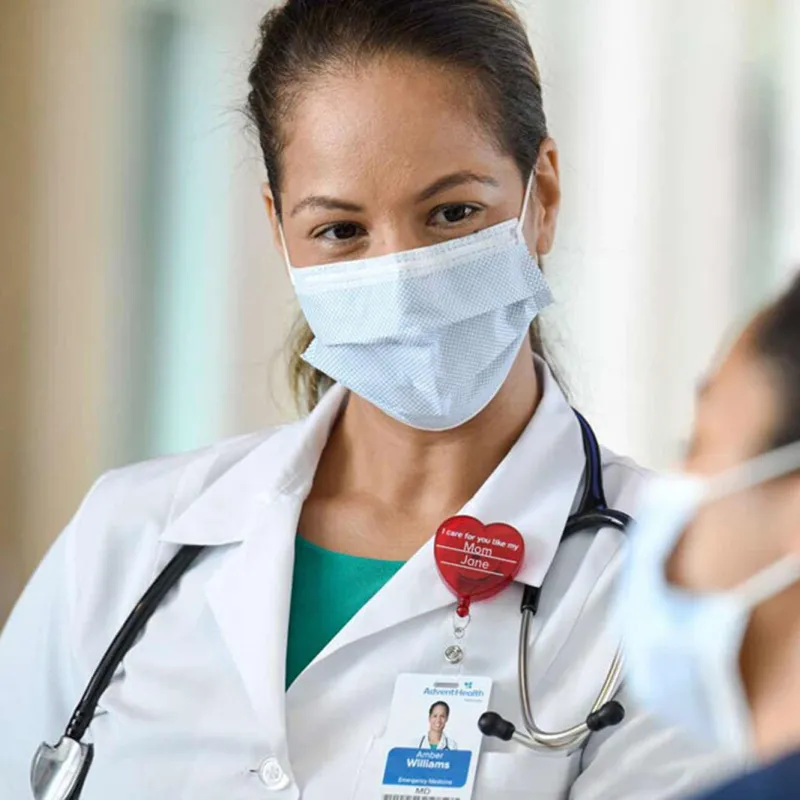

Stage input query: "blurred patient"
[{"left": 618, "top": 271, "right": 800, "bottom": 799}]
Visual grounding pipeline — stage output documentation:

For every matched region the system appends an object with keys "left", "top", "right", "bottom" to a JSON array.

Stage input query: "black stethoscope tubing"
[
  {"left": 520, "top": 410, "right": 631, "bottom": 616},
  {"left": 63, "top": 544, "right": 205, "bottom": 744}
]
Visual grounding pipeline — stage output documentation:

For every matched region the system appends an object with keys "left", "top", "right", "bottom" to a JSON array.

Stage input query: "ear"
[
  {"left": 261, "top": 182, "right": 286, "bottom": 260},
  {"left": 531, "top": 137, "right": 561, "bottom": 256}
]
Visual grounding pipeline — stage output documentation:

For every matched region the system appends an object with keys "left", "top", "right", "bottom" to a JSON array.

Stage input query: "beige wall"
[
  {"left": 23, "top": 0, "right": 119, "bottom": 575},
  {"left": 0, "top": 0, "right": 35, "bottom": 615},
  {"left": 0, "top": 0, "right": 294, "bottom": 624},
  {"left": 1, "top": 0, "right": 123, "bottom": 622}
]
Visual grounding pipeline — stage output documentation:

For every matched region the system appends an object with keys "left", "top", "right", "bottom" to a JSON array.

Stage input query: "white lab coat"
[
  {"left": 418, "top": 733, "right": 457, "bottom": 750},
  {"left": 0, "top": 366, "right": 733, "bottom": 799}
]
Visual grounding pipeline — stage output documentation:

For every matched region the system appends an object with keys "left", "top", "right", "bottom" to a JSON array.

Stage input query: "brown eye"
[
  {"left": 429, "top": 204, "right": 481, "bottom": 226},
  {"left": 317, "top": 222, "right": 363, "bottom": 241},
  {"left": 443, "top": 205, "right": 470, "bottom": 222}
]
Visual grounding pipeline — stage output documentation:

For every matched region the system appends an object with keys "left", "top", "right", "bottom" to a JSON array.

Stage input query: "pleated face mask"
[{"left": 280, "top": 173, "right": 553, "bottom": 430}]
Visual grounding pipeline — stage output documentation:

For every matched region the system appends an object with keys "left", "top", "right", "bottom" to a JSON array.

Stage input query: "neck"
[
  {"left": 741, "top": 582, "right": 800, "bottom": 761},
  {"left": 428, "top": 731, "right": 442, "bottom": 744},
  {"left": 312, "top": 346, "right": 541, "bottom": 552}
]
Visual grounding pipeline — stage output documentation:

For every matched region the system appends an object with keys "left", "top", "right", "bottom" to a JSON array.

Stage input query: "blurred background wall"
[{"left": 1, "top": 0, "right": 799, "bottom": 621}]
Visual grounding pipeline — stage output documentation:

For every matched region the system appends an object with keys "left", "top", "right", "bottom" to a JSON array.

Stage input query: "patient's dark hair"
[
  {"left": 754, "top": 272, "right": 800, "bottom": 449},
  {"left": 246, "top": 0, "right": 561, "bottom": 412}
]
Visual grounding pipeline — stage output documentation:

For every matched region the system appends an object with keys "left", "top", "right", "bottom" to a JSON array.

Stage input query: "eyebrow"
[
  {"left": 289, "top": 171, "right": 500, "bottom": 218},
  {"left": 290, "top": 195, "right": 364, "bottom": 218},
  {"left": 415, "top": 171, "right": 500, "bottom": 203}
]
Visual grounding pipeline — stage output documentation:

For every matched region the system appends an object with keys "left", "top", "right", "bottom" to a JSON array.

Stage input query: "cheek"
[
  {"left": 670, "top": 513, "right": 739, "bottom": 591},
  {"left": 670, "top": 498, "right": 780, "bottom": 591}
]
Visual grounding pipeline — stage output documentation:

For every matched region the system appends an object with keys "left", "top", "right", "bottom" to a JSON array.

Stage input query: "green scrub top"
[{"left": 286, "top": 535, "right": 405, "bottom": 688}]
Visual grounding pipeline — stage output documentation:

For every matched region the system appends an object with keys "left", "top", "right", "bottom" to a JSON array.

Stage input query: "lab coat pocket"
[{"left": 474, "top": 750, "right": 579, "bottom": 799}]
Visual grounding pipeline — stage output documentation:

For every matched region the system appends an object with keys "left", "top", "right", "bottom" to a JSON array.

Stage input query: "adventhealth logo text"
[{"left": 423, "top": 684, "right": 485, "bottom": 699}]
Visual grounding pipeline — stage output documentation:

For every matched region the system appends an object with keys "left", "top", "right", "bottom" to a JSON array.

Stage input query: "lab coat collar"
[
  {"left": 309, "top": 361, "right": 586, "bottom": 665},
  {"left": 159, "top": 361, "right": 585, "bottom": 567},
  {"left": 158, "top": 386, "right": 349, "bottom": 740},
  {"left": 159, "top": 384, "right": 348, "bottom": 546},
  {"left": 159, "top": 359, "right": 586, "bottom": 712},
  {"left": 461, "top": 363, "right": 586, "bottom": 588}
]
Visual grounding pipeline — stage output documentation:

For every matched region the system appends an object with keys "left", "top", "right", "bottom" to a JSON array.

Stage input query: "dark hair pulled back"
[
  {"left": 754, "top": 272, "right": 800, "bottom": 449},
  {"left": 428, "top": 701, "right": 450, "bottom": 718},
  {"left": 247, "top": 0, "right": 555, "bottom": 412}
]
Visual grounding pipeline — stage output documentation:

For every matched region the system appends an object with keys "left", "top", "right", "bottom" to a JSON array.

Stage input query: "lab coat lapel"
[
  {"left": 159, "top": 362, "right": 585, "bottom": 709},
  {"left": 204, "top": 494, "right": 301, "bottom": 741},
  {"left": 462, "top": 366, "right": 587, "bottom": 589},
  {"left": 159, "top": 386, "right": 349, "bottom": 734},
  {"left": 311, "top": 538, "right": 452, "bottom": 664},
  {"left": 313, "top": 363, "right": 586, "bottom": 664}
]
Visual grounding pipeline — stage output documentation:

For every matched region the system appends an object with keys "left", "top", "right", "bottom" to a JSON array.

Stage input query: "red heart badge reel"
[{"left": 434, "top": 515, "right": 525, "bottom": 617}]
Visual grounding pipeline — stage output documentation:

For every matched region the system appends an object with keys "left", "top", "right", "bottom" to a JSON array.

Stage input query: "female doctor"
[{"left": 0, "top": 1, "right": 726, "bottom": 798}]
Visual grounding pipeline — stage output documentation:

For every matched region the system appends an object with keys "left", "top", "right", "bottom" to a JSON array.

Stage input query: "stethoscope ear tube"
[
  {"left": 563, "top": 509, "right": 632, "bottom": 540},
  {"left": 63, "top": 545, "right": 205, "bottom": 742},
  {"left": 31, "top": 545, "right": 205, "bottom": 799}
]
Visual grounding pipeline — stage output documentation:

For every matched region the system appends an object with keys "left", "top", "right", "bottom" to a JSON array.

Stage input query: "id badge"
[{"left": 379, "top": 673, "right": 492, "bottom": 800}]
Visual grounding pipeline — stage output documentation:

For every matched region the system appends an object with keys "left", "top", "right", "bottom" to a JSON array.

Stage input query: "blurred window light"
[{"left": 114, "top": 3, "right": 231, "bottom": 463}]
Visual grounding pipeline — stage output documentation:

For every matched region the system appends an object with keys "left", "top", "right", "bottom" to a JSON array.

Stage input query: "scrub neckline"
[{"left": 295, "top": 533, "right": 406, "bottom": 565}]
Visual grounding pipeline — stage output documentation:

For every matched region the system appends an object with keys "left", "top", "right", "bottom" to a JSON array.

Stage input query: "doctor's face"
[
  {"left": 429, "top": 705, "right": 448, "bottom": 732},
  {"left": 263, "top": 54, "right": 560, "bottom": 268},
  {"left": 668, "top": 325, "right": 800, "bottom": 593}
]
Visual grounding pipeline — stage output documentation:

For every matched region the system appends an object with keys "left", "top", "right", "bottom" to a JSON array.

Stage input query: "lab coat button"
[{"left": 257, "top": 756, "right": 291, "bottom": 791}]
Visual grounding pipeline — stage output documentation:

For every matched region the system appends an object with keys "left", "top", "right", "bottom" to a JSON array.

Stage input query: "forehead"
[
  {"left": 689, "top": 328, "right": 780, "bottom": 471},
  {"left": 279, "top": 56, "right": 514, "bottom": 200}
]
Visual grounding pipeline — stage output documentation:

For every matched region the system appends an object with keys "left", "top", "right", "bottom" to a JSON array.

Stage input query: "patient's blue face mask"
[
  {"left": 617, "top": 441, "right": 800, "bottom": 757},
  {"left": 279, "top": 173, "right": 553, "bottom": 430}
]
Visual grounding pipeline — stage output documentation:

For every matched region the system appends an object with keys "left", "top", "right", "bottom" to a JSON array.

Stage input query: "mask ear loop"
[
  {"left": 277, "top": 220, "right": 296, "bottom": 287},
  {"left": 707, "top": 439, "right": 800, "bottom": 502},
  {"left": 516, "top": 169, "right": 537, "bottom": 238},
  {"left": 701, "top": 437, "right": 800, "bottom": 605},
  {"left": 732, "top": 553, "right": 800, "bottom": 606}
]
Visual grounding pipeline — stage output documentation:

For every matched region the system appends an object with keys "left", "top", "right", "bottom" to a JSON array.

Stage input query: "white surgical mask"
[
  {"left": 279, "top": 173, "right": 553, "bottom": 430},
  {"left": 617, "top": 440, "right": 800, "bottom": 756}
]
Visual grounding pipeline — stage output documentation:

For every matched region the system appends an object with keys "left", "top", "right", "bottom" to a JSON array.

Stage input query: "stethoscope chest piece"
[{"left": 31, "top": 737, "right": 93, "bottom": 800}]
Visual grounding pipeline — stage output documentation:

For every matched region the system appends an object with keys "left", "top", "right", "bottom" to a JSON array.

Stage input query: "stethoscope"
[
  {"left": 479, "top": 411, "right": 631, "bottom": 752},
  {"left": 418, "top": 735, "right": 453, "bottom": 751},
  {"left": 30, "top": 411, "right": 630, "bottom": 800}
]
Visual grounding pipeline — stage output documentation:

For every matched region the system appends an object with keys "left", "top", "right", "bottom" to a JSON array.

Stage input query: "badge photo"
[{"left": 380, "top": 674, "right": 493, "bottom": 800}]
